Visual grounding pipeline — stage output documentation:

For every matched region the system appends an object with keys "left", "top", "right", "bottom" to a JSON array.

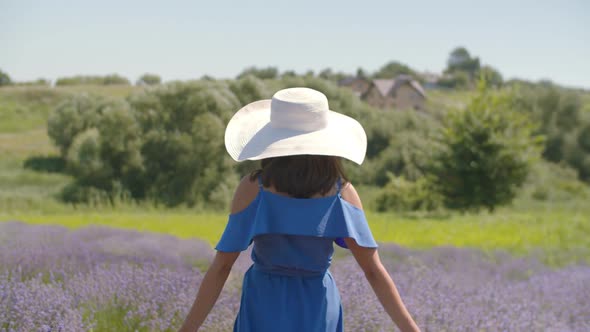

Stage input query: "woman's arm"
[
  {"left": 179, "top": 176, "right": 259, "bottom": 331},
  {"left": 179, "top": 251, "right": 240, "bottom": 332},
  {"left": 344, "top": 240, "right": 420, "bottom": 332},
  {"left": 341, "top": 183, "right": 420, "bottom": 332}
]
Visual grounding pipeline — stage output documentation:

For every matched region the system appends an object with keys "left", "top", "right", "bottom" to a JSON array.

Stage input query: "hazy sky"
[{"left": 1, "top": 0, "right": 589, "bottom": 88}]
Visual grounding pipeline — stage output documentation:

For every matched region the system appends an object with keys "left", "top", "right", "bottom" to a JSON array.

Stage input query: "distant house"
[
  {"left": 420, "top": 71, "right": 441, "bottom": 90},
  {"left": 362, "top": 75, "right": 426, "bottom": 110},
  {"left": 338, "top": 76, "right": 370, "bottom": 97}
]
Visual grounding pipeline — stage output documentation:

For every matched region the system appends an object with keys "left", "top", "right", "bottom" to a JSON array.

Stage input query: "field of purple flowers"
[{"left": 1, "top": 221, "right": 589, "bottom": 332}]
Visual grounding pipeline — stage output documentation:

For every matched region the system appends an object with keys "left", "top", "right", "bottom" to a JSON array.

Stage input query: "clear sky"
[{"left": 1, "top": 0, "right": 589, "bottom": 88}]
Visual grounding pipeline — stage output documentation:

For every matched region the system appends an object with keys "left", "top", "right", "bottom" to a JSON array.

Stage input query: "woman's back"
[{"left": 213, "top": 175, "right": 376, "bottom": 331}]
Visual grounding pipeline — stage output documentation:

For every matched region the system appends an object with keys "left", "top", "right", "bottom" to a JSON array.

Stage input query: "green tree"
[
  {"left": 318, "top": 68, "right": 347, "bottom": 82},
  {"left": 374, "top": 61, "right": 415, "bottom": 79},
  {"left": 47, "top": 94, "right": 103, "bottom": 156},
  {"left": 513, "top": 84, "right": 590, "bottom": 182},
  {"left": 102, "top": 74, "right": 130, "bottom": 85},
  {"left": 237, "top": 66, "right": 279, "bottom": 80},
  {"left": 479, "top": 65, "right": 503, "bottom": 87},
  {"left": 370, "top": 131, "right": 437, "bottom": 185},
  {"left": 0, "top": 69, "right": 12, "bottom": 86},
  {"left": 446, "top": 47, "right": 481, "bottom": 79},
  {"left": 229, "top": 75, "right": 271, "bottom": 105},
  {"left": 281, "top": 70, "right": 297, "bottom": 78},
  {"left": 430, "top": 81, "right": 542, "bottom": 211},
  {"left": 356, "top": 68, "right": 368, "bottom": 79},
  {"left": 130, "top": 81, "right": 240, "bottom": 206},
  {"left": 136, "top": 73, "right": 162, "bottom": 86},
  {"left": 55, "top": 74, "right": 130, "bottom": 86}
]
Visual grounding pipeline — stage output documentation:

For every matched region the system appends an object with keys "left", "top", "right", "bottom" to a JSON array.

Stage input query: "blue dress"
[{"left": 215, "top": 177, "right": 378, "bottom": 332}]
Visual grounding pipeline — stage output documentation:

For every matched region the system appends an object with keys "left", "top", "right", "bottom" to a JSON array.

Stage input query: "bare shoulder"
[
  {"left": 340, "top": 181, "right": 364, "bottom": 210},
  {"left": 230, "top": 175, "right": 260, "bottom": 214}
]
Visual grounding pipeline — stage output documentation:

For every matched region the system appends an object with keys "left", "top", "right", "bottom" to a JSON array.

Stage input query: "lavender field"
[{"left": 1, "top": 221, "right": 589, "bottom": 332}]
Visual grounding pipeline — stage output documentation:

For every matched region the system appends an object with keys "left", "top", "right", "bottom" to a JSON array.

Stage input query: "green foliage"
[
  {"left": 280, "top": 70, "right": 297, "bottom": 78},
  {"left": 102, "top": 74, "right": 131, "bottom": 85},
  {"left": 356, "top": 68, "right": 368, "bottom": 79},
  {"left": 47, "top": 81, "right": 241, "bottom": 207},
  {"left": 229, "top": 75, "right": 272, "bottom": 105},
  {"left": 55, "top": 74, "right": 130, "bottom": 86},
  {"left": 237, "top": 66, "right": 279, "bottom": 80},
  {"left": 430, "top": 82, "right": 542, "bottom": 211},
  {"left": 446, "top": 47, "right": 481, "bottom": 78},
  {"left": 136, "top": 73, "right": 162, "bottom": 86},
  {"left": 513, "top": 84, "right": 590, "bottom": 181},
  {"left": 0, "top": 69, "right": 11, "bottom": 86},
  {"left": 34, "top": 76, "right": 590, "bottom": 211},
  {"left": 12, "top": 78, "right": 51, "bottom": 86},
  {"left": 47, "top": 94, "right": 103, "bottom": 156},
  {"left": 318, "top": 68, "right": 347, "bottom": 82},
  {"left": 479, "top": 66, "right": 503, "bottom": 87},
  {"left": 375, "top": 174, "right": 442, "bottom": 212},
  {"left": 438, "top": 71, "right": 471, "bottom": 89},
  {"left": 66, "top": 128, "right": 108, "bottom": 186},
  {"left": 373, "top": 61, "right": 415, "bottom": 79},
  {"left": 520, "top": 161, "right": 589, "bottom": 203},
  {"left": 362, "top": 112, "right": 440, "bottom": 185}
]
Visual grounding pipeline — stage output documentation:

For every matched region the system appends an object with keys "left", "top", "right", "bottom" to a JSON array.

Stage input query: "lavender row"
[
  {"left": 1, "top": 221, "right": 589, "bottom": 331},
  {"left": 333, "top": 244, "right": 590, "bottom": 331}
]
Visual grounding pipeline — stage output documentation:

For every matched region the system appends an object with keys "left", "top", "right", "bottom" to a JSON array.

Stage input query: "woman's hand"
[
  {"left": 341, "top": 183, "right": 420, "bottom": 332},
  {"left": 178, "top": 251, "right": 240, "bottom": 332}
]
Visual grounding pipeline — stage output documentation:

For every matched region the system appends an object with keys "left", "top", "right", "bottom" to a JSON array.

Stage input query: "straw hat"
[{"left": 224, "top": 87, "right": 367, "bottom": 165}]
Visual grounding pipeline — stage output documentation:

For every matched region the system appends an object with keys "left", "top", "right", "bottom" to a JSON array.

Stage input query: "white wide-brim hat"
[{"left": 224, "top": 87, "right": 367, "bottom": 165}]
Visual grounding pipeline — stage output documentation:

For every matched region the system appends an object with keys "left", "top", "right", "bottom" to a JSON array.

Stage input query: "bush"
[
  {"left": 368, "top": 122, "right": 439, "bottom": 186},
  {"left": 237, "top": 67, "right": 279, "bottom": 80},
  {"left": 14, "top": 78, "right": 51, "bottom": 86},
  {"left": 48, "top": 81, "right": 243, "bottom": 207},
  {"left": 55, "top": 74, "right": 130, "bottom": 86},
  {"left": 129, "top": 81, "right": 240, "bottom": 206},
  {"left": 375, "top": 174, "right": 442, "bottom": 212},
  {"left": 479, "top": 66, "right": 503, "bottom": 87},
  {"left": 229, "top": 75, "right": 272, "bottom": 105},
  {"left": 47, "top": 94, "right": 103, "bottom": 156},
  {"left": 48, "top": 76, "right": 479, "bottom": 207},
  {"left": 512, "top": 84, "right": 590, "bottom": 182},
  {"left": 66, "top": 128, "right": 105, "bottom": 182},
  {"left": 521, "top": 161, "right": 589, "bottom": 202},
  {"left": 0, "top": 69, "right": 11, "bottom": 86},
  {"left": 136, "top": 73, "right": 161, "bottom": 86},
  {"left": 430, "top": 81, "right": 542, "bottom": 212}
]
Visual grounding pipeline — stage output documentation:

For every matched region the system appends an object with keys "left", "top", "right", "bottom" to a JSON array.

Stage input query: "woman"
[{"left": 179, "top": 88, "right": 420, "bottom": 331}]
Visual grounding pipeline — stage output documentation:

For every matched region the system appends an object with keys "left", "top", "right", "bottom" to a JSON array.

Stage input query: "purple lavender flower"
[{"left": 1, "top": 221, "right": 589, "bottom": 331}]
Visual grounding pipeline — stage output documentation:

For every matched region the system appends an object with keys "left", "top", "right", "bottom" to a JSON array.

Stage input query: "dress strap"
[
  {"left": 336, "top": 177, "right": 342, "bottom": 196},
  {"left": 257, "top": 173, "right": 263, "bottom": 190}
]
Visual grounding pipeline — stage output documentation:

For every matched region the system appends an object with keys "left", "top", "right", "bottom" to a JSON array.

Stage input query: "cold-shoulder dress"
[{"left": 215, "top": 177, "right": 378, "bottom": 332}]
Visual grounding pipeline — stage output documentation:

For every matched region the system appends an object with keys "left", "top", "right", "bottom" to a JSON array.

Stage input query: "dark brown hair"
[{"left": 249, "top": 155, "right": 348, "bottom": 199}]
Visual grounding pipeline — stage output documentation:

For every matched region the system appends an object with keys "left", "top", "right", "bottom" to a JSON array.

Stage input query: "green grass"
[
  {"left": 2, "top": 205, "right": 588, "bottom": 267},
  {"left": 0, "top": 85, "right": 140, "bottom": 133},
  {"left": 0, "top": 127, "right": 72, "bottom": 212}
]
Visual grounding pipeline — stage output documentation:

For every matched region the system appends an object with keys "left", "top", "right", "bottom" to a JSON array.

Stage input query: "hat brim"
[{"left": 225, "top": 100, "right": 367, "bottom": 165}]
